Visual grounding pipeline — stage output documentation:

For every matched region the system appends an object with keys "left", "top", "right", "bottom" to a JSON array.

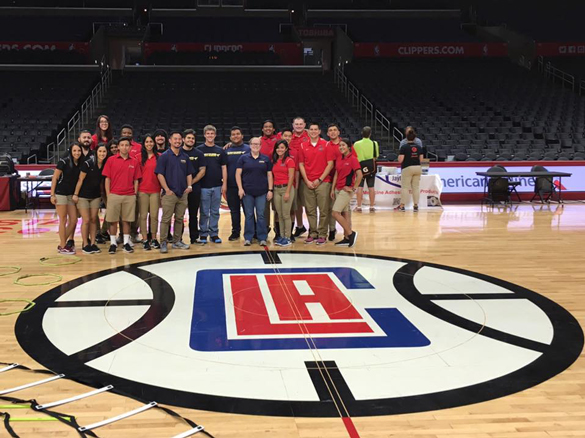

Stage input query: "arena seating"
[
  {"left": 149, "top": 17, "right": 286, "bottom": 43},
  {"left": 89, "top": 71, "right": 364, "bottom": 147},
  {"left": 0, "top": 71, "right": 100, "bottom": 161},
  {"left": 345, "top": 59, "right": 585, "bottom": 161},
  {"left": 475, "top": 4, "right": 585, "bottom": 41},
  {"left": 309, "top": 17, "right": 479, "bottom": 43}
]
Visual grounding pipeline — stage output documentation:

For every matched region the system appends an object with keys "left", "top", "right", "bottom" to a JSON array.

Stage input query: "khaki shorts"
[
  {"left": 332, "top": 189, "right": 352, "bottom": 213},
  {"left": 77, "top": 197, "right": 101, "bottom": 210},
  {"left": 55, "top": 194, "right": 74, "bottom": 206},
  {"left": 106, "top": 193, "right": 136, "bottom": 222}
]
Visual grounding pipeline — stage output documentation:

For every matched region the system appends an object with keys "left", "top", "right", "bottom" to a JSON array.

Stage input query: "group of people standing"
[{"left": 50, "top": 114, "right": 416, "bottom": 255}]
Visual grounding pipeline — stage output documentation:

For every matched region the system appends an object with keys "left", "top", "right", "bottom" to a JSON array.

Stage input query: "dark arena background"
[{"left": 0, "top": 1, "right": 584, "bottom": 437}]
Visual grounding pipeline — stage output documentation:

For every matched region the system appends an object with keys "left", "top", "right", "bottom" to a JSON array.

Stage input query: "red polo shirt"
[
  {"left": 288, "top": 130, "right": 309, "bottom": 156},
  {"left": 298, "top": 138, "right": 335, "bottom": 183},
  {"left": 335, "top": 153, "right": 361, "bottom": 190},
  {"left": 138, "top": 154, "right": 161, "bottom": 194},
  {"left": 272, "top": 156, "right": 296, "bottom": 185},
  {"left": 129, "top": 141, "right": 142, "bottom": 159},
  {"left": 90, "top": 134, "right": 109, "bottom": 150},
  {"left": 260, "top": 134, "right": 279, "bottom": 159},
  {"left": 102, "top": 154, "right": 142, "bottom": 196}
]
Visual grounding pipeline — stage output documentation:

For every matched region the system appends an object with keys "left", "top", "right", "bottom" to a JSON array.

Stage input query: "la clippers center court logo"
[{"left": 16, "top": 252, "right": 584, "bottom": 417}]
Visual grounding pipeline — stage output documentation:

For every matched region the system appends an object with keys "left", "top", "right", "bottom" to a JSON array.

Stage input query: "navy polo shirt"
[
  {"left": 154, "top": 148, "right": 195, "bottom": 195},
  {"left": 236, "top": 153, "right": 273, "bottom": 197},
  {"left": 182, "top": 146, "right": 206, "bottom": 189},
  {"left": 226, "top": 143, "right": 250, "bottom": 187},
  {"left": 196, "top": 144, "right": 228, "bottom": 189}
]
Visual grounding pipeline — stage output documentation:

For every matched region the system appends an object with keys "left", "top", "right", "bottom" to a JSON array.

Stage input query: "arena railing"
[
  {"left": 334, "top": 65, "right": 392, "bottom": 148},
  {"left": 544, "top": 60, "right": 575, "bottom": 91},
  {"left": 580, "top": 79, "right": 585, "bottom": 96},
  {"left": 51, "top": 64, "right": 112, "bottom": 162}
]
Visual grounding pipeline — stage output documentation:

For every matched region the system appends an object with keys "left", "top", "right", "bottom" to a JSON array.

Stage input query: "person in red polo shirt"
[
  {"left": 331, "top": 138, "right": 362, "bottom": 248},
  {"left": 260, "top": 120, "right": 280, "bottom": 157},
  {"left": 120, "top": 124, "right": 143, "bottom": 243},
  {"left": 120, "top": 124, "right": 143, "bottom": 159},
  {"left": 102, "top": 136, "right": 142, "bottom": 254},
  {"left": 290, "top": 117, "right": 310, "bottom": 238},
  {"left": 298, "top": 122, "right": 334, "bottom": 245},
  {"left": 326, "top": 123, "right": 343, "bottom": 242},
  {"left": 137, "top": 134, "right": 161, "bottom": 251},
  {"left": 91, "top": 115, "right": 113, "bottom": 150}
]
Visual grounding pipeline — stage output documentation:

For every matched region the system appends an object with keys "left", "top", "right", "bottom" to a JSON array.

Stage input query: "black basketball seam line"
[
  {"left": 394, "top": 263, "right": 550, "bottom": 353},
  {"left": 14, "top": 251, "right": 584, "bottom": 418},
  {"left": 47, "top": 299, "right": 154, "bottom": 307}
]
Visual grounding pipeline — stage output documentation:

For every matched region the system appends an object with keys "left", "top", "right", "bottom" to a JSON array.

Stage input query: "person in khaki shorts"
[
  {"left": 102, "top": 137, "right": 142, "bottom": 254},
  {"left": 50, "top": 143, "right": 82, "bottom": 254},
  {"left": 298, "top": 123, "right": 335, "bottom": 245},
  {"left": 155, "top": 131, "right": 194, "bottom": 254},
  {"left": 330, "top": 138, "right": 362, "bottom": 248},
  {"left": 397, "top": 130, "right": 424, "bottom": 212},
  {"left": 72, "top": 144, "right": 108, "bottom": 255}
]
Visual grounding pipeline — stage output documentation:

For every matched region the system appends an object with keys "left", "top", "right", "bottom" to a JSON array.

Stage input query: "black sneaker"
[
  {"left": 150, "top": 239, "right": 160, "bottom": 249},
  {"left": 293, "top": 226, "right": 307, "bottom": 238},
  {"left": 82, "top": 244, "right": 93, "bottom": 254},
  {"left": 108, "top": 244, "right": 117, "bottom": 254},
  {"left": 228, "top": 232, "right": 240, "bottom": 241},
  {"left": 335, "top": 238, "right": 350, "bottom": 247},
  {"left": 328, "top": 230, "right": 336, "bottom": 241},
  {"left": 123, "top": 243, "right": 134, "bottom": 253},
  {"left": 90, "top": 244, "right": 101, "bottom": 254},
  {"left": 413, "top": 204, "right": 419, "bottom": 212},
  {"left": 348, "top": 231, "right": 358, "bottom": 248},
  {"left": 143, "top": 240, "right": 151, "bottom": 251},
  {"left": 95, "top": 234, "right": 105, "bottom": 244}
]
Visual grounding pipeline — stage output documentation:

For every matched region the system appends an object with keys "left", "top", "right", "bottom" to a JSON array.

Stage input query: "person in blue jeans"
[
  {"left": 225, "top": 126, "right": 250, "bottom": 241},
  {"left": 196, "top": 125, "right": 227, "bottom": 244},
  {"left": 235, "top": 137, "right": 273, "bottom": 246}
]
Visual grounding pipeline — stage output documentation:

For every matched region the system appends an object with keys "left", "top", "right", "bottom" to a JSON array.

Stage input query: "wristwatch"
[
  {"left": 187, "top": 185, "right": 192, "bottom": 189},
  {"left": 268, "top": 189, "right": 274, "bottom": 192},
  {"left": 317, "top": 178, "right": 322, "bottom": 183}
]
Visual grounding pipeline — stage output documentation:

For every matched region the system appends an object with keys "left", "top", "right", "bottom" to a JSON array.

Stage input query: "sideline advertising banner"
[{"left": 354, "top": 42, "right": 508, "bottom": 58}]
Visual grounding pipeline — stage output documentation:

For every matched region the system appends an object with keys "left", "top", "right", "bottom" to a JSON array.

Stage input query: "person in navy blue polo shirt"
[
  {"left": 182, "top": 128, "right": 206, "bottom": 244},
  {"left": 196, "top": 125, "right": 227, "bottom": 244},
  {"left": 225, "top": 126, "right": 250, "bottom": 241},
  {"left": 155, "top": 131, "right": 194, "bottom": 254},
  {"left": 235, "top": 137, "right": 273, "bottom": 246}
]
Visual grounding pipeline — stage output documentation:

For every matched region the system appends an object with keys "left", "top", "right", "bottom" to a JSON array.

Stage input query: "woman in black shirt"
[
  {"left": 50, "top": 143, "right": 82, "bottom": 254},
  {"left": 73, "top": 144, "right": 108, "bottom": 254},
  {"left": 397, "top": 130, "right": 424, "bottom": 212}
]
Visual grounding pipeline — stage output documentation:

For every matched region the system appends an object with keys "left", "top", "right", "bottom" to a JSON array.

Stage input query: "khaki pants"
[
  {"left": 138, "top": 192, "right": 160, "bottom": 239},
  {"left": 273, "top": 186, "right": 295, "bottom": 238},
  {"left": 401, "top": 165, "right": 422, "bottom": 206},
  {"left": 160, "top": 192, "right": 188, "bottom": 244},
  {"left": 302, "top": 182, "right": 331, "bottom": 239}
]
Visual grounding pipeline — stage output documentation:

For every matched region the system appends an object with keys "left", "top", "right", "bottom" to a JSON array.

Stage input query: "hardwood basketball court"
[{"left": 1, "top": 204, "right": 584, "bottom": 438}]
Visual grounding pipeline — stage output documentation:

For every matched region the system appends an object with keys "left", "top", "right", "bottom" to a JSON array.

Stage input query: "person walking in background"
[
  {"left": 331, "top": 138, "right": 362, "bottom": 248},
  {"left": 271, "top": 139, "right": 295, "bottom": 247},
  {"left": 236, "top": 137, "right": 273, "bottom": 247},
  {"left": 353, "top": 126, "right": 379, "bottom": 212},
  {"left": 50, "top": 143, "right": 82, "bottom": 254},
  {"left": 397, "top": 129, "right": 424, "bottom": 212}
]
